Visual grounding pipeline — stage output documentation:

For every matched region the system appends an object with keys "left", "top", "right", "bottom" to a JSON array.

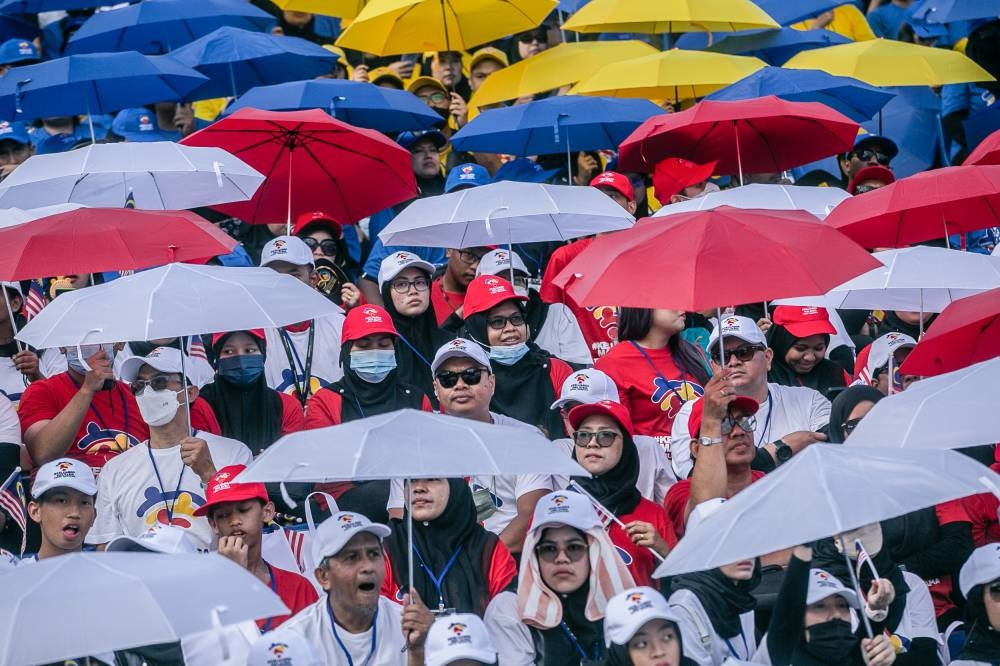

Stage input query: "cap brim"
[
  {"left": 606, "top": 611, "right": 681, "bottom": 646},
  {"left": 532, "top": 513, "right": 601, "bottom": 534},
  {"left": 106, "top": 535, "right": 160, "bottom": 553},
  {"left": 430, "top": 348, "right": 491, "bottom": 375},
  {"left": 32, "top": 478, "right": 97, "bottom": 499},
  {"left": 809, "top": 587, "right": 860, "bottom": 609},
  {"left": 119, "top": 354, "right": 183, "bottom": 383},
  {"left": 379, "top": 259, "right": 435, "bottom": 289},
  {"left": 783, "top": 321, "right": 836, "bottom": 338},
  {"left": 192, "top": 488, "right": 269, "bottom": 517},
  {"left": 568, "top": 402, "right": 628, "bottom": 433},
  {"left": 427, "top": 646, "right": 496, "bottom": 666},
  {"left": 317, "top": 524, "right": 392, "bottom": 560},
  {"left": 730, "top": 396, "right": 759, "bottom": 415}
]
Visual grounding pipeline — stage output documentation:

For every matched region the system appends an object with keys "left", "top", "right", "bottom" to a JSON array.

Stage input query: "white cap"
[
  {"left": 604, "top": 586, "right": 680, "bottom": 647},
  {"left": 106, "top": 524, "right": 198, "bottom": 554},
  {"left": 709, "top": 315, "right": 768, "bottom": 350},
  {"left": 378, "top": 250, "right": 436, "bottom": 289},
  {"left": 551, "top": 368, "right": 620, "bottom": 410},
  {"left": 0, "top": 281, "right": 22, "bottom": 298},
  {"left": 119, "top": 346, "right": 197, "bottom": 384},
  {"left": 959, "top": 543, "right": 1000, "bottom": 597},
  {"left": 425, "top": 613, "right": 498, "bottom": 666},
  {"left": 865, "top": 331, "right": 917, "bottom": 379},
  {"left": 260, "top": 235, "right": 314, "bottom": 268},
  {"left": 247, "top": 628, "right": 323, "bottom": 666},
  {"left": 685, "top": 498, "right": 726, "bottom": 535},
  {"left": 312, "top": 511, "right": 391, "bottom": 564},
  {"left": 476, "top": 248, "right": 529, "bottom": 278},
  {"left": 430, "top": 338, "right": 492, "bottom": 375},
  {"left": 32, "top": 457, "right": 97, "bottom": 498},
  {"left": 529, "top": 490, "right": 602, "bottom": 535},
  {"left": 807, "top": 568, "right": 860, "bottom": 608}
]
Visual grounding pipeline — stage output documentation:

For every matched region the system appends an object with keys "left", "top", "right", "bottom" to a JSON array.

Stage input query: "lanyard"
[
  {"left": 259, "top": 563, "right": 278, "bottom": 633},
  {"left": 279, "top": 323, "right": 315, "bottom": 406},
  {"left": 397, "top": 334, "right": 432, "bottom": 369},
  {"left": 145, "top": 435, "right": 192, "bottom": 523},
  {"left": 629, "top": 341, "right": 691, "bottom": 407},
  {"left": 560, "top": 621, "right": 602, "bottom": 662},
  {"left": 725, "top": 628, "right": 749, "bottom": 659},
  {"left": 326, "top": 602, "right": 378, "bottom": 666},
  {"left": 351, "top": 393, "right": 366, "bottom": 420},
  {"left": 754, "top": 388, "right": 774, "bottom": 447},
  {"left": 411, "top": 544, "right": 463, "bottom": 611}
]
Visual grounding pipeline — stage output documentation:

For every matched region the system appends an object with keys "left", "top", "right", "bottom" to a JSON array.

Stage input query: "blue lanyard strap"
[
  {"left": 411, "top": 544, "right": 463, "bottom": 611},
  {"left": 145, "top": 440, "right": 187, "bottom": 523},
  {"left": 326, "top": 602, "right": 378, "bottom": 666},
  {"left": 397, "top": 334, "right": 432, "bottom": 369},
  {"left": 629, "top": 340, "right": 690, "bottom": 406},
  {"left": 724, "top": 628, "right": 749, "bottom": 658},
  {"left": 259, "top": 563, "right": 278, "bottom": 633},
  {"left": 560, "top": 621, "right": 602, "bottom": 662}
]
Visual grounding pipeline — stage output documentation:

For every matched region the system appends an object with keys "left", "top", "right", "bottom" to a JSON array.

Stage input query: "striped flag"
[
  {"left": 22, "top": 279, "right": 47, "bottom": 320},
  {"left": 124, "top": 190, "right": 136, "bottom": 209},
  {"left": 855, "top": 539, "right": 880, "bottom": 582},
  {"left": 0, "top": 469, "right": 27, "bottom": 555},
  {"left": 188, "top": 337, "right": 207, "bottom": 361}
]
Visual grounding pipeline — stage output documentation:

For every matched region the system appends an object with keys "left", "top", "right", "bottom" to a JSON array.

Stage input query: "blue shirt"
[
  {"left": 868, "top": 3, "right": 909, "bottom": 39},
  {"left": 362, "top": 240, "right": 446, "bottom": 281}
]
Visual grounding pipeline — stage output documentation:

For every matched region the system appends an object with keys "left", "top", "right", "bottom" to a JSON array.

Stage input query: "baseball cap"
[
  {"left": 476, "top": 248, "right": 529, "bottom": 279},
  {"left": 851, "top": 134, "right": 899, "bottom": 161},
  {"left": 293, "top": 211, "right": 343, "bottom": 239},
  {"left": 462, "top": 274, "right": 527, "bottom": 319},
  {"left": 772, "top": 305, "right": 837, "bottom": 339},
  {"left": 397, "top": 129, "right": 447, "bottom": 151},
  {"left": 430, "top": 338, "right": 492, "bottom": 375},
  {"left": 684, "top": 395, "right": 760, "bottom": 440},
  {"left": 377, "top": 250, "right": 436, "bottom": 289},
  {"left": 807, "top": 568, "right": 860, "bottom": 608},
  {"left": 36, "top": 132, "right": 86, "bottom": 155},
  {"left": 567, "top": 399, "right": 635, "bottom": 436},
  {"left": 493, "top": 158, "right": 560, "bottom": 184},
  {"left": 854, "top": 332, "right": 917, "bottom": 384},
  {"left": 111, "top": 108, "right": 174, "bottom": 143},
  {"left": 260, "top": 235, "right": 314, "bottom": 268},
  {"left": 32, "top": 458, "right": 97, "bottom": 498},
  {"left": 604, "top": 586, "right": 680, "bottom": 647},
  {"left": 907, "top": 19, "right": 948, "bottom": 41},
  {"left": 210, "top": 328, "right": 265, "bottom": 350},
  {"left": 369, "top": 66, "right": 405, "bottom": 89},
  {"left": 119, "top": 346, "right": 197, "bottom": 384},
  {"left": 247, "top": 628, "right": 322, "bottom": 666},
  {"left": 425, "top": 613, "right": 498, "bottom": 666},
  {"left": 708, "top": 315, "right": 768, "bottom": 350},
  {"left": 192, "top": 465, "right": 269, "bottom": 517},
  {"left": 469, "top": 46, "right": 509, "bottom": 72},
  {"left": 551, "top": 368, "right": 619, "bottom": 410},
  {"left": 0, "top": 38, "right": 38, "bottom": 66},
  {"left": 590, "top": 171, "right": 634, "bottom": 202},
  {"left": 959, "top": 543, "right": 1000, "bottom": 597},
  {"left": 530, "top": 490, "right": 602, "bottom": 534},
  {"left": 106, "top": 524, "right": 198, "bottom": 553},
  {"left": 408, "top": 76, "right": 448, "bottom": 96},
  {"left": 341, "top": 304, "right": 398, "bottom": 342},
  {"left": 312, "top": 511, "right": 391, "bottom": 564},
  {"left": 445, "top": 163, "right": 490, "bottom": 192},
  {"left": 0, "top": 120, "right": 30, "bottom": 145},
  {"left": 848, "top": 165, "right": 895, "bottom": 195},
  {"left": 652, "top": 157, "right": 717, "bottom": 201},
  {"left": 321, "top": 44, "right": 348, "bottom": 67}
]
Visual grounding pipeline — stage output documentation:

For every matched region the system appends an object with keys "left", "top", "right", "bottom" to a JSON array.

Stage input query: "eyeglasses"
[
  {"left": 721, "top": 414, "right": 757, "bottom": 435},
  {"left": 841, "top": 417, "right": 864, "bottom": 437},
  {"left": 301, "top": 237, "right": 338, "bottom": 257},
  {"left": 710, "top": 344, "right": 765, "bottom": 365},
  {"left": 418, "top": 92, "right": 448, "bottom": 105},
  {"left": 487, "top": 313, "right": 526, "bottom": 330},
  {"left": 435, "top": 367, "right": 488, "bottom": 389},
  {"left": 518, "top": 31, "right": 548, "bottom": 44},
  {"left": 456, "top": 249, "right": 486, "bottom": 264},
  {"left": 572, "top": 430, "right": 620, "bottom": 448},
  {"left": 130, "top": 374, "right": 178, "bottom": 395},
  {"left": 853, "top": 184, "right": 882, "bottom": 195},
  {"left": 535, "top": 541, "right": 587, "bottom": 563},
  {"left": 852, "top": 148, "right": 891, "bottom": 166},
  {"left": 390, "top": 277, "right": 430, "bottom": 293}
]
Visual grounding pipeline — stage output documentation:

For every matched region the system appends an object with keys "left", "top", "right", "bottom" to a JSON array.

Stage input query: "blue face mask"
[
  {"left": 350, "top": 349, "right": 397, "bottom": 383},
  {"left": 218, "top": 354, "right": 265, "bottom": 385},
  {"left": 489, "top": 342, "right": 529, "bottom": 366}
]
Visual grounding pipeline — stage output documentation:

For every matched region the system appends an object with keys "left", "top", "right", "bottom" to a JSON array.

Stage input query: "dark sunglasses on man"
[
  {"left": 710, "top": 343, "right": 766, "bottom": 365},
  {"left": 435, "top": 367, "right": 489, "bottom": 389},
  {"left": 852, "top": 148, "right": 891, "bottom": 166}
]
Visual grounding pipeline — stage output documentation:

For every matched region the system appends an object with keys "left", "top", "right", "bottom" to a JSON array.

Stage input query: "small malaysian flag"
[
  {"left": 855, "top": 539, "right": 880, "bottom": 582},
  {"left": 188, "top": 337, "right": 207, "bottom": 361},
  {"left": 22, "top": 279, "right": 47, "bottom": 320},
  {"left": 0, "top": 468, "right": 27, "bottom": 555},
  {"left": 124, "top": 190, "right": 136, "bottom": 209}
]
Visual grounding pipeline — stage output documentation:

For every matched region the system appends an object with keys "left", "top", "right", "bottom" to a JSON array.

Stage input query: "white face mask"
[
  {"left": 513, "top": 285, "right": 529, "bottom": 299},
  {"left": 135, "top": 387, "right": 183, "bottom": 427}
]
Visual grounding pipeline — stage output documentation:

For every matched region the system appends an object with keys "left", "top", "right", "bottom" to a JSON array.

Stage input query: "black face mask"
[{"left": 804, "top": 618, "right": 856, "bottom": 662}]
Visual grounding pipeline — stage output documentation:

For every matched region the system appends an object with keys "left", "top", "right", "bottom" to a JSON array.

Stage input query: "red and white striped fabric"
[{"left": 0, "top": 476, "right": 27, "bottom": 555}]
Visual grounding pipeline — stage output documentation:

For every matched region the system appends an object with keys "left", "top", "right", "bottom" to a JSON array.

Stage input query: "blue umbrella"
[
  {"left": 0, "top": 15, "right": 39, "bottom": 42},
  {"left": 706, "top": 67, "right": 894, "bottom": 123},
  {"left": 0, "top": 0, "right": 112, "bottom": 11},
  {"left": 451, "top": 95, "right": 663, "bottom": 157},
  {"left": 910, "top": 0, "right": 999, "bottom": 23},
  {"left": 677, "top": 28, "right": 850, "bottom": 66},
  {"left": 66, "top": 0, "right": 276, "bottom": 55},
  {"left": 0, "top": 51, "right": 207, "bottom": 124},
  {"left": 751, "top": 0, "right": 843, "bottom": 26},
  {"left": 222, "top": 79, "right": 443, "bottom": 133},
  {"left": 165, "top": 26, "right": 338, "bottom": 100}
]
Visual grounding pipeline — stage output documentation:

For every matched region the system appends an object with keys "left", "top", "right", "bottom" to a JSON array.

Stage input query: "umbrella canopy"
[
  {"left": 552, "top": 206, "right": 881, "bottom": 311},
  {"left": 783, "top": 38, "right": 996, "bottom": 87},
  {"left": 0, "top": 208, "right": 237, "bottom": 281},
  {"left": 0, "top": 0, "right": 108, "bottom": 11},
  {"left": 651, "top": 184, "right": 850, "bottom": 221},
  {"left": 181, "top": 108, "right": 416, "bottom": 226},
  {"left": 15, "top": 263, "right": 345, "bottom": 349},
  {"left": 222, "top": 79, "right": 443, "bottom": 133},
  {"left": 66, "top": 0, "right": 277, "bottom": 55},
  {"left": 274, "top": 0, "right": 367, "bottom": 17},
  {"left": 468, "top": 40, "right": 658, "bottom": 109},
  {"left": 166, "top": 26, "right": 340, "bottom": 99},
  {"left": 654, "top": 445, "right": 999, "bottom": 576},
  {"left": 0, "top": 142, "right": 265, "bottom": 210},
  {"left": 377, "top": 180, "right": 636, "bottom": 247},
  {"left": 910, "top": 0, "right": 1000, "bottom": 23},
  {"left": 569, "top": 50, "right": 767, "bottom": 101},
  {"left": 239, "top": 409, "right": 589, "bottom": 482},
  {"left": 451, "top": 95, "right": 663, "bottom": 156},
  {"left": 0, "top": 552, "right": 288, "bottom": 665},
  {"left": 900, "top": 288, "right": 1000, "bottom": 377},
  {"left": 824, "top": 165, "right": 1000, "bottom": 248},
  {"left": 618, "top": 96, "right": 859, "bottom": 175},
  {"left": 562, "top": 0, "right": 779, "bottom": 33},
  {"left": 336, "top": 0, "right": 557, "bottom": 56},
  {"left": 705, "top": 67, "right": 894, "bottom": 123},
  {"left": 677, "top": 28, "right": 851, "bottom": 66},
  {"left": 0, "top": 51, "right": 208, "bottom": 121},
  {"left": 965, "top": 128, "right": 1000, "bottom": 166},
  {"left": 751, "top": 0, "right": 843, "bottom": 26}
]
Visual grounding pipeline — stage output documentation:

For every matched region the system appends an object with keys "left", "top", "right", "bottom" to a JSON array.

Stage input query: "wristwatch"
[
  {"left": 774, "top": 439, "right": 794, "bottom": 464},
  {"left": 699, "top": 436, "right": 723, "bottom": 446}
]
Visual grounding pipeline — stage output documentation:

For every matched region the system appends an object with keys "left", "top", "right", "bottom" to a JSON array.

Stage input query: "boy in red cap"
[{"left": 198, "top": 465, "right": 318, "bottom": 631}]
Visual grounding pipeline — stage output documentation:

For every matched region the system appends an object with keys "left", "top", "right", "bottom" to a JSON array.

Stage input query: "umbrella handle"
[
  {"left": 74, "top": 328, "right": 105, "bottom": 374},
  {"left": 483, "top": 206, "right": 510, "bottom": 241}
]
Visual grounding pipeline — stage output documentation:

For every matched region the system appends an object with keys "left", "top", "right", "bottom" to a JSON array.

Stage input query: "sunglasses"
[
  {"left": 302, "top": 237, "right": 338, "bottom": 257},
  {"left": 535, "top": 541, "right": 587, "bottom": 563},
  {"left": 131, "top": 374, "right": 178, "bottom": 395},
  {"left": 572, "top": 430, "right": 620, "bottom": 448},
  {"left": 435, "top": 367, "right": 488, "bottom": 389},
  {"left": 487, "top": 313, "right": 526, "bottom": 330},
  {"left": 710, "top": 344, "right": 765, "bottom": 365},
  {"left": 852, "top": 148, "right": 891, "bottom": 166},
  {"left": 841, "top": 417, "right": 864, "bottom": 437},
  {"left": 518, "top": 31, "right": 548, "bottom": 44},
  {"left": 390, "top": 277, "right": 430, "bottom": 294},
  {"left": 418, "top": 92, "right": 448, "bottom": 105},
  {"left": 456, "top": 249, "right": 486, "bottom": 264},
  {"left": 722, "top": 413, "right": 757, "bottom": 435}
]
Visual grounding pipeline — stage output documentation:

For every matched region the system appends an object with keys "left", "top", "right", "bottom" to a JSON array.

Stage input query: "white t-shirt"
[
  {"left": 552, "top": 434, "right": 675, "bottom": 505},
  {"left": 669, "top": 588, "right": 757, "bottom": 666},
  {"left": 0, "top": 393, "right": 19, "bottom": 444},
  {"left": 892, "top": 572, "right": 943, "bottom": 650},
  {"left": 535, "top": 303, "right": 593, "bottom": 367},
  {"left": 281, "top": 595, "right": 406, "bottom": 665},
  {"left": 88, "top": 431, "right": 253, "bottom": 550},
  {"left": 483, "top": 590, "right": 534, "bottom": 666},
  {"left": 0, "top": 348, "right": 64, "bottom": 407},
  {"left": 264, "top": 315, "right": 346, "bottom": 401}
]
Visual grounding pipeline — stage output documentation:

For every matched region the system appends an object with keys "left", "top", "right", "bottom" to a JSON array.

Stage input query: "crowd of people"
[{"left": 0, "top": 0, "right": 998, "bottom": 665}]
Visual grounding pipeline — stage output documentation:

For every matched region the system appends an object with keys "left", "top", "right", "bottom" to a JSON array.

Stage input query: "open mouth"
[
  {"left": 358, "top": 582, "right": 376, "bottom": 592},
  {"left": 62, "top": 525, "right": 81, "bottom": 539}
]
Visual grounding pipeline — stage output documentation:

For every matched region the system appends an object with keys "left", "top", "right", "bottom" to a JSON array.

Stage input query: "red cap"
[
  {"left": 210, "top": 329, "right": 265, "bottom": 350},
  {"left": 772, "top": 305, "right": 836, "bottom": 339},
  {"left": 193, "top": 465, "right": 268, "bottom": 517},
  {"left": 293, "top": 211, "right": 343, "bottom": 238},
  {"left": 462, "top": 275, "right": 528, "bottom": 319},
  {"left": 652, "top": 157, "right": 717, "bottom": 201},
  {"left": 687, "top": 396, "right": 759, "bottom": 437},
  {"left": 342, "top": 305, "right": 398, "bottom": 343},
  {"left": 589, "top": 171, "right": 634, "bottom": 202},
  {"left": 848, "top": 165, "right": 895, "bottom": 195},
  {"left": 567, "top": 399, "right": 635, "bottom": 437}
]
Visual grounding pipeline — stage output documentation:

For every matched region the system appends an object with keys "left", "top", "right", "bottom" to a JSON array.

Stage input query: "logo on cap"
[
  {"left": 216, "top": 472, "right": 231, "bottom": 481},
  {"left": 57, "top": 461, "right": 73, "bottom": 472},
  {"left": 394, "top": 252, "right": 410, "bottom": 263},
  {"left": 447, "top": 622, "right": 473, "bottom": 646},
  {"left": 449, "top": 339, "right": 467, "bottom": 349},
  {"left": 494, "top": 250, "right": 508, "bottom": 261},
  {"left": 53, "top": 461, "right": 78, "bottom": 479},
  {"left": 338, "top": 513, "right": 362, "bottom": 530},
  {"left": 800, "top": 306, "right": 819, "bottom": 316},
  {"left": 723, "top": 317, "right": 740, "bottom": 327},
  {"left": 548, "top": 494, "right": 571, "bottom": 514},
  {"left": 484, "top": 277, "right": 506, "bottom": 295},
  {"left": 270, "top": 643, "right": 287, "bottom": 656},
  {"left": 626, "top": 590, "right": 653, "bottom": 614}
]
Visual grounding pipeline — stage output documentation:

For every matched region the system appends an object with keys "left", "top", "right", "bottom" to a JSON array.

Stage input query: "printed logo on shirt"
[
  {"left": 447, "top": 622, "right": 474, "bottom": 646},
  {"left": 76, "top": 421, "right": 141, "bottom": 455},
  {"left": 587, "top": 305, "right": 618, "bottom": 340},
  {"left": 650, "top": 379, "right": 704, "bottom": 418},
  {"left": 136, "top": 486, "right": 206, "bottom": 529},
  {"left": 274, "top": 369, "right": 328, "bottom": 398},
  {"left": 264, "top": 641, "right": 292, "bottom": 666},
  {"left": 615, "top": 545, "right": 633, "bottom": 565},
  {"left": 626, "top": 591, "right": 654, "bottom": 613}
]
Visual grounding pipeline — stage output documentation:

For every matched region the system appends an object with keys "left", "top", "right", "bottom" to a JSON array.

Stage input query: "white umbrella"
[
  {"left": 652, "top": 184, "right": 849, "bottom": 221},
  {"left": 0, "top": 142, "right": 265, "bottom": 210},
  {"left": 654, "top": 445, "right": 999, "bottom": 577},
  {"left": 377, "top": 181, "right": 635, "bottom": 248},
  {"left": 0, "top": 203, "right": 86, "bottom": 228},
  {"left": 846, "top": 357, "right": 1000, "bottom": 450},
  {"left": 0, "top": 552, "right": 288, "bottom": 666}
]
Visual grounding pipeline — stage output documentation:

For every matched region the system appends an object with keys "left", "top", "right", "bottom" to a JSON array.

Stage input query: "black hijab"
[
  {"left": 667, "top": 564, "right": 760, "bottom": 638},
  {"left": 570, "top": 431, "right": 642, "bottom": 518},
  {"left": 959, "top": 587, "right": 1000, "bottom": 663},
  {"left": 828, "top": 386, "right": 884, "bottom": 443},
  {"left": 812, "top": 537, "right": 909, "bottom": 632},
  {"left": 766, "top": 325, "right": 846, "bottom": 395},
  {"left": 323, "top": 341, "right": 428, "bottom": 422},
  {"left": 384, "top": 479, "right": 499, "bottom": 615}
]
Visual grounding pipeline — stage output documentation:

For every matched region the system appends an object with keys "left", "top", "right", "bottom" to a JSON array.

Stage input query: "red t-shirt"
[
  {"left": 610, "top": 498, "right": 677, "bottom": 588},
  {"left": 19, "top": 373, "right": 149, "bottom": 475},
  {"left": 257, "top": 563, "right": 319, "bottom": 631},
  {"left": 540, "top": 238, "right": 618, "bottom": 362},
  {"left": 596, "top": 342, "right": 705, "bottom": 443},
  {"left": 279, "top": 392, "right": 306, "bottom": 434},
  {"left": 304, "top": 390, "right": 433, "bottom": 429},
  {"left": 663, "top": 471, "right": 767, "bottom": 541},
  {"left": 430, "top": 277, "right": 465, "bottom": 326},
  {"left": 190, "top": 397, "right": 221, "bottom": 436}
]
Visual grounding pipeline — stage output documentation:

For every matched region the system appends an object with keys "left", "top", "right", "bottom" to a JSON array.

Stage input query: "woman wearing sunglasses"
[
  {"left": 766, "top": 306, "right": 850, "bottom": 397},
  {"left": 293, "top": 211, "right": 361, "bottom": 308},
  {"left": 952, "top": 544, "right": 1000, "bottom": 665}
]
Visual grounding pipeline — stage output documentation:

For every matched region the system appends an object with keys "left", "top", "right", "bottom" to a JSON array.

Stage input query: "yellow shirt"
[{"left": 792, "top": 4, "right": 876, "bottom": 42}]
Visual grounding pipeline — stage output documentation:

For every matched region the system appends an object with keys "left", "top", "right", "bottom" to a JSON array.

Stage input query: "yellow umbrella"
[
  {"left": 469, "top": 40, "right": 659, "bottom": 110},
  {"left": 336, "top": 0, "right": 556, "bottom": 56},
  {"left": 570, "top": 50, "right": 767, "bottom": 101},
  {"left": 273, "top": 0, "right": 368, "bottom": 19},
  {"left": 783, "top": 38, "right": 996, "bottom": 87},
  {"left": 563, "top": 0, "right": 779, "bottom": 34}
]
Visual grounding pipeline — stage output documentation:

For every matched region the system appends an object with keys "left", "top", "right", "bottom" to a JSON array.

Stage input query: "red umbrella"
[
  {"left": 0, "top": 208, "right": 236, "bottom": 281},
  {"left": 824, "top": 165, "right": 1000, "bottom": 249},
  {"left": 551, "top": 206, "right": 880, "bottom": 311},
  {"left": 617, "top": 96, "right": 859, "bottom": 176},
  {"left": 965, "top": 128, "right": 1000, "bottom": 166},
  {"left": 181, "top": 108, "right": 417, "bottom": 227},
  {"left": 900, "top": 288, "right": 1000, "bottom": 377}
]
